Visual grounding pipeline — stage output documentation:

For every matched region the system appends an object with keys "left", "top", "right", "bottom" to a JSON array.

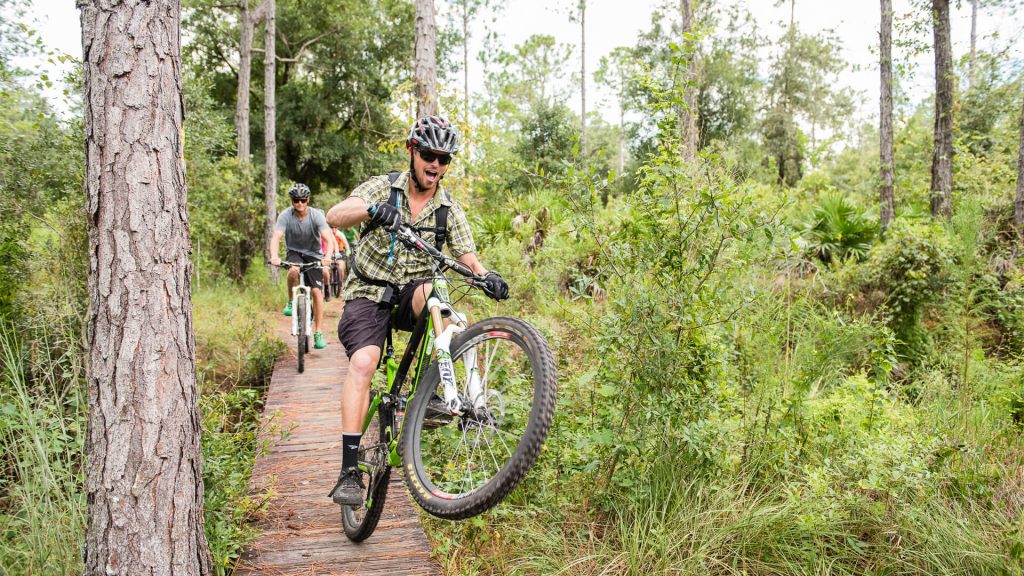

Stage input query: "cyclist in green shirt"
[{"left": 324, "top": 116, "right": 508, "bottom": 505}]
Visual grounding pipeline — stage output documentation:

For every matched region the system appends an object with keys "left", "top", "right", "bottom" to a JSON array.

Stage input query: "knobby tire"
[
  {"left": 400, "top": 316, "right": 556, "bottom": 520},
  {"left": 297, "top": 295, "right": 307, "bottom": 373}
]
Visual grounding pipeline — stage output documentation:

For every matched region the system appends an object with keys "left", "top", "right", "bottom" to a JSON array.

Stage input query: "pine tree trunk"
[
  {"left": 679, "top": 0, "right": 699, "bottom": 160},
  {"left": 580, "top": 0, "right": 587, "bottom": 158},
  {"left": 79, "top": 0, "right": 211, "bottom": 573},
  {"left": 1015, "top": 89, "right": 1024, "bottom": 234},
  {"left": 880, "top": 0, "right": 896, "bottom": 231},
  {"left": 930, "top": 0, "right": 955, "bottom": 219},
  {"left": 236, "top": 0, "right": 254, "bottom": 161},
  {"left": 414, "top": 0, "right": 438, "bottom": 118},
  {"left": 969, "top": 0, "right": 978, "bottom": 90},
  {"left": 264, "top": 0, "right": 277, "bottom": 278},
  {"left": 462, "top": 0, "right": 470, "bottom": 176}
]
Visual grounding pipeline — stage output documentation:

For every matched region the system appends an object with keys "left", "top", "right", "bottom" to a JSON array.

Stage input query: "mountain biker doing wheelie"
[
  {"left": 269, "top": 183, "right": 337, "bottom": 350},
  {"left": 324, "top": 115, "right": 509, "bottom": 506}
]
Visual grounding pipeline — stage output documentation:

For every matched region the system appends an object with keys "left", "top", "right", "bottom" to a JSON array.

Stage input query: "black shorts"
[
  {"left": 337, "top": 280, "right": 429, "bottom": 358},
  {"left": 286, "top": 251, "right": 324, "bottom": 292}
]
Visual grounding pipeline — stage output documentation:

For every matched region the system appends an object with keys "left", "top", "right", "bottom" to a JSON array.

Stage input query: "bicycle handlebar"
[
  {"left": 366, "top": 203, "right": 484, "bottom": 281},
  {"left": 270, "top": 260, "right": 324, "bottom": 270},
  {"left": 393, "top": 225, "right": 484, "bottom": 281}
]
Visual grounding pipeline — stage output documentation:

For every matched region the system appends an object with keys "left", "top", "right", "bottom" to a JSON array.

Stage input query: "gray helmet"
[
  {"left": 407, "top": 115, "right": 461, "bottom": 155},
  {"left": 288, "top": 183, "right": 311, "bottom": 200}
]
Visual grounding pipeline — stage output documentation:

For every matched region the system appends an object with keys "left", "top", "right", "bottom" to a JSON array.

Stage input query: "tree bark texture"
[
  {"left": 679, "top": 0, "right": 699, "bottom": 161},
  {"left": 79, "top": 0, "right": 211, "bottom": 574},
  {"left": 930, "top": 0, "right": 954, "bottom": 219},
  {"left": 236, "top": 0, "right": 254, "bottom": 162},
  {"left": 264, "top": 0, "right": 277, "bottom": 274},
  {"left": 414, "top": 0, "right": 438, "bottom": 118},
  {"left": 580, "top": 0, "right": 587, "bottom": 158},
  {"left": 462, "top": 1, "right": 468, "bottom": 119},
  {"left": 969, "top": 0, "right": 978, "bottom": 90},
  {"left": 1015, "top": 89, "right": 1024, "bottom": 233},
  {"left": 880, "top": 0, "right": 896, "bottom": 231}
]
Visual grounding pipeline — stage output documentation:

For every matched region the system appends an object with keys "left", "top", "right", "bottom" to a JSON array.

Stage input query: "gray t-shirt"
[{"left": 275, "top": 207, "right": 329, "bottom": 259}]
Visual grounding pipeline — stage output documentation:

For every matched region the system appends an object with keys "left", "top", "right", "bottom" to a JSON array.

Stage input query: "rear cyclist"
[{"left": 269, "top": 183, "right": 336, "bottom": 349}]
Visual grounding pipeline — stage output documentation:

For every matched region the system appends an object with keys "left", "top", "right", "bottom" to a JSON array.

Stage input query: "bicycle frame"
[
  {"left": 361, "top": 274, "right": 467, "bottom": 468},
  {"left": 280, "top": 261, "right": 319, "bottom": 338}
]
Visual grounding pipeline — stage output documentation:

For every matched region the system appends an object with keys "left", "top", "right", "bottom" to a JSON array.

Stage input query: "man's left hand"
[{"left": 481, "top": 271, "right": 509, "bottom": 301}]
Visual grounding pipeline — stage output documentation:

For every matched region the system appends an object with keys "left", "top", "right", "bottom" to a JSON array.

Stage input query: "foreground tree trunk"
[
  {"left": 264, "top": 0, "right": 277, "bottom": 277},
  {"left": 930, "top": 0, "right": 955, "bottom": 219},
  {"left": 79, "top": 0, "right": 211, "bottom": 574},
  {"left": 880, "top": 0, "right": 896, "bottom": 231},
  {"left": 679, "top": 0, "right": 699, "bottom": 160},
  {"left": 414, "top": 0, "right": 438, "bottom": 117}
]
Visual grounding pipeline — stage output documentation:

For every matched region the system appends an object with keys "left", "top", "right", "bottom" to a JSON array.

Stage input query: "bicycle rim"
[
  {"left": 341, "top": 408, "right": 391, "bottom": 541},
  {"left": 402, "top": 317, "right": 556, "bottom": 519}
]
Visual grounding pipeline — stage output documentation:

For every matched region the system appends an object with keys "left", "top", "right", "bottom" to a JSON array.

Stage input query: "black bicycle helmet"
[
  {"left": 407, "top": 115, "right": 461, "bottom": 155},
  {"left": 288, "top": 183, "right": 311, "bottom": 200}
]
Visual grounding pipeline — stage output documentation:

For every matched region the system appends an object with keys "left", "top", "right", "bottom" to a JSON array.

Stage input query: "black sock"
[{"left": 342, "top": 433, "right": 361, "bottom": 471}]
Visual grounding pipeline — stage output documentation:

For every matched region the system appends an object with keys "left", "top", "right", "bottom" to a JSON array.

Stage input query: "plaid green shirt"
[{"left": 343, "top": 171, "right": 477, "bottom": 303}]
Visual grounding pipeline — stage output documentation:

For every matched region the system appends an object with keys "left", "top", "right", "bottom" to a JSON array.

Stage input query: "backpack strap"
[
  {"left": 432, "top": 194, "right": 449, "bottom": 252},
  {"left": 365, "top": 171, "right": 450, "bottom": 253}
]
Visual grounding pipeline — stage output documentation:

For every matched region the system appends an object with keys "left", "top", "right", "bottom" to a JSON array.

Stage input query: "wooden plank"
[{"left": 235, "top": 299, "right": 440, "bottom": 576}]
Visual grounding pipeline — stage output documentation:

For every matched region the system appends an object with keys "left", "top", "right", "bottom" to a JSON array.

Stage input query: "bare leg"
[
  {"left": 411, "top": 282, "right": 432, "bottom": 321},
  {"left": 312, "top": 287, "right": 325, "bottom": 333},
  {"left": 342, "top": 346, "right": 380, "bottom": 434},
  {"left": 287, "top": 267, "right": 299, "bottom": 302}
]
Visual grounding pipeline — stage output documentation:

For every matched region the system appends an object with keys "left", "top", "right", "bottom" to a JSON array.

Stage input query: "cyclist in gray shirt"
[{"left": 269, "top": 183, "right": 336, "bottom": 349}]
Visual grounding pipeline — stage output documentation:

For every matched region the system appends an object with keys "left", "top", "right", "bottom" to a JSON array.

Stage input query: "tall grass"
[
  {"left": 0, "top": 322, "right": 85, "bottom": 575},
  {"left": 0, "top": 269, "right": 285, "bottom": 575},
  {"left": 441, "top": 448, "right": 1016, "bottom": 575}
]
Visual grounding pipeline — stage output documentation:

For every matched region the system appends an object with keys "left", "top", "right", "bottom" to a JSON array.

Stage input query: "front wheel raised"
[{"left": 400, "top": 316, "right": 556, "bottom": 520}]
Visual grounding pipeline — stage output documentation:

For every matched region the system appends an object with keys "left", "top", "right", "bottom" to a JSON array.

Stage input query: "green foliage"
[
  {"left": 861, "top": 219, "right": 954, "bottom": 359},
  {"left": 512, "top": 102, "right": 578, "bottom": 183},
  {"left": 799, "top": 195, "right": 877, "bottom": 264},
  {"left": 184, "top": 0, "right": 414, "bottom": 193},
  {"left": 761, "top": 25, "right": 853, "bottom": 187},
  {"left": 0, "top": 322, "right": 86, "bottom": 575}
]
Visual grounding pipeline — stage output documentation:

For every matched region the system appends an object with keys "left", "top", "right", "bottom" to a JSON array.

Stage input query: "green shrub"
[
  {"left": 799, "top": 194, "right": 877, "bottom": 264},
  {"left": 861, "top": 219, "right": 953, "bottom": 361}
]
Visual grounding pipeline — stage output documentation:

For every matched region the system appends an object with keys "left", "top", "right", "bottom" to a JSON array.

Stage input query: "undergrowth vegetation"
[{"left": 421, "top": 66, "right": 1024, "bottom": 576}]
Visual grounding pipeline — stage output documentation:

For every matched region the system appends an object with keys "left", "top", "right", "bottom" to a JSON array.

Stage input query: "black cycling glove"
[
  {"left": 481, "top": 271, "right": 509, "bottom": 301},
  {"left": 367, "top": 201, "right": 402, "bottom": 232}
]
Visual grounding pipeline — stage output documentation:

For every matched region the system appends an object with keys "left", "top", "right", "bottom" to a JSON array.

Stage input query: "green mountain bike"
[{"left": 341, "top": 224, "right": 557, "bottom": 542}]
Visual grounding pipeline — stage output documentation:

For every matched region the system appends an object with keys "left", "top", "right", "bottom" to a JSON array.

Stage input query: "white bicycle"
[{"left": 276, "top": 261, "right": 322, "bottom": 373}]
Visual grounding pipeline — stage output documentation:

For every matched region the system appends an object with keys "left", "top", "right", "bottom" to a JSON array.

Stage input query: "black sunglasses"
[
  {"left": 417, "top": 148, "right": 452, "bottom": 165},
  {"left": 292, "top": 198, "right": 309, "bottom": 204}
]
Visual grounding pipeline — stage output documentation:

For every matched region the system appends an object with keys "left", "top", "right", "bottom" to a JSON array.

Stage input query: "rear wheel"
[
  {"left": 401, "top": 316, "right": 556, "bottom": 519},
  {"left": 296, "top": 294, "right": 308, "bottom": 373},
  {"left": 342, "top": 403, "right": 392, "bottom": 542},
  {"left": 331, "top": 261, "right": 344, "bottom": 298}
]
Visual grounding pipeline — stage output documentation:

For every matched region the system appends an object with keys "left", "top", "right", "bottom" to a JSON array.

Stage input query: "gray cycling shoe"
[{"left": 328, "top": 467, "right": 365, "bottom": 506}]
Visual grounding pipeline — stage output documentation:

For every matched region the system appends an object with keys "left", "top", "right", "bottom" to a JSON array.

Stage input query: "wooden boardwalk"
[{"left": 235, "top": 297, "right": 440, "bottom": 576}]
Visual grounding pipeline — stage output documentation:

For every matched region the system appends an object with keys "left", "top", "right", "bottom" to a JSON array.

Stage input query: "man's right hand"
[
  {"left": 367, "top": 202, "right": 402, "bottom": 232},
  {"left": 270, "top": 256, "right": 281, "bottom": 266}
]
